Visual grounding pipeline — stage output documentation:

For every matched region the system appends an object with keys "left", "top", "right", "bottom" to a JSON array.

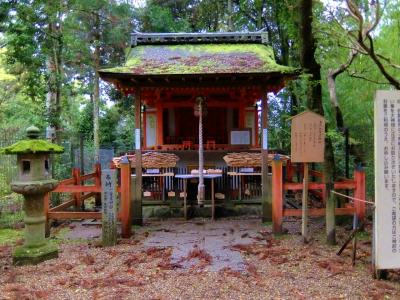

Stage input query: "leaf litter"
[{"left": 0, "top": 218, "right": 399, "bottom": 299}]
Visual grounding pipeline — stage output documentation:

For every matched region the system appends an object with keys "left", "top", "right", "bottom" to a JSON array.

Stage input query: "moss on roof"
[
  {"left": 100, "top": 44, "right": 295, "bottom": 75},
  {"left": 0, "top": 139, "right": 64, "bottom": 155}
]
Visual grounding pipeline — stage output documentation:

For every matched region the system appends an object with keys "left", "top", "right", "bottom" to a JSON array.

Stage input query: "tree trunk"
[
  {"left": 93, "top": 52, "right": 100, "bottom": 163},
  {"left": 93, "top": 14, "right": 101, "bottom": 163},
  {"left": 298, "top": 0, "right": 323, "bottom": 115},
  {"left": 227, "top": 0, "right": 233, "bottom": 31},
  {"left": 298, "top": 0, "right": 336, "bottom": 245}
]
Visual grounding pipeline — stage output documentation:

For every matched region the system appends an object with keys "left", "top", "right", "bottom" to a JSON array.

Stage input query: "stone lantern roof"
[{"left": 0, "top": 126, "right": 64, "bottom": 155}]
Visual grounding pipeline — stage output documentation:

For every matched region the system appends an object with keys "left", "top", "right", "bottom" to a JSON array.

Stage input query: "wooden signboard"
[
  {"left": 230, "top": 128, "right": 251, "bottom": 146},
  {"left": 374, "top": 90, "right": 400, "bottom": 270},
  {"left": 291, "top": 111, "right": 325, "bottom": 163}
]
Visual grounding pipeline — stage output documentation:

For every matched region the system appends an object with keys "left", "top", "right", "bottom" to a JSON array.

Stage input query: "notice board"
[
  {"left": 230, "top": 129, "right": 251, "bottom": 146},
  {"left": 374, "top": 90, "right": 400, "bottom": 269},
  {"left": 291, "top": 111, "right": 325, "bottom": 163}
]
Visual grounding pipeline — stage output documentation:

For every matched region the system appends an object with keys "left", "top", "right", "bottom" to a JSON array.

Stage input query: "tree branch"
[{"left": 347, "top": 72, "right": 391, "bottom": 85}]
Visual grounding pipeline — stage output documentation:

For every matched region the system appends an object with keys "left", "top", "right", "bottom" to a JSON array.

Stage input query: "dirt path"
[{"left": 0, "top": 217, "right": 399, "bottom": 299}]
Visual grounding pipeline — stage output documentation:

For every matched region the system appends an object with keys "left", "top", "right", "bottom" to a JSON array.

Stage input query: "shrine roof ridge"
[{"left": 131, "top": 31, "right": 268, "bottom": 46}]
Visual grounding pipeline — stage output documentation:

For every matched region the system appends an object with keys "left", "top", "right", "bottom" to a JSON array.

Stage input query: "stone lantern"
[{"left": 0, "top": 126, "right": 64, "bottom": 265}]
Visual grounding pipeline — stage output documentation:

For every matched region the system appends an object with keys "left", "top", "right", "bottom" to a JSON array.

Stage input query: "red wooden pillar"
[
  {"left": 120, "top": 156, "right": 132, "bottom": 238},
  {"left": 239, "top": 103, "right": 245, "bottom": 128},
  {"left": 254, "top": 106, "right": 259, "bottom": 147},
  {"left": 286, "top": 160, "right": 294, "bottom": 182},
  {"left": 354, "top": 166, "right": 366, "bottom": 224},
  {"left": 133, "top": 88, "right": 143, "bottom": 225},
  {"left": 272, "top": 157, "right": 283, "bottom": 233},
  {"left": 143, "top": 110, "right": 147, "bottom": 149},
  {"left": 72, "top": 168, "right": 81, "bottom": 209},
  {"left": 94, "top": 163, "right": 101, "bottom": 207},
  {"left": 156, "top": 102, "right": 163, "bottom": 146},
  {"left": 261, "top": 93, "right": 271, "bottom": 222}
]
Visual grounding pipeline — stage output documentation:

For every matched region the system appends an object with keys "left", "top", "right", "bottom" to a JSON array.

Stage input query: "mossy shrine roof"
[{"left": 99, "top": 32, "right": 298, "bottom": 89}]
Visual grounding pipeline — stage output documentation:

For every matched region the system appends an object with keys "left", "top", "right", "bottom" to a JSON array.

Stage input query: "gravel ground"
[{"left": 0, "top": 217, "right": 399, "bottom": 300}]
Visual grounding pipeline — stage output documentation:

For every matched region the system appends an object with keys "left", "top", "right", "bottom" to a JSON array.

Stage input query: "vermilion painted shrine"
[{"left": 45, "top": 32, "right": 366, "bottom": 239}]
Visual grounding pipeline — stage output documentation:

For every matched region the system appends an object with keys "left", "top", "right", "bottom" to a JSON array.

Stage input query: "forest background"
[{"left": 0, "top": 0, "right": 399, "bottom": 203}]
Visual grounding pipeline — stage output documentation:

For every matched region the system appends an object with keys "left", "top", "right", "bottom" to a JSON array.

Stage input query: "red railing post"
[
  {"left": 272, "top": 156, "right": 283, "bottom": 234},
  {"left": 286, "top": 160, "right": 294, "bottom": 182},
  {"left": 94, "top": 163, "right": 102, "bottom": 207},
  {"left": 120, "top": 156, "right": 132, "bottom": 238},
  {"left": 72, "top": 168, "right": 81, "bottom": 209},
  {"left": 354, "top": 166, "right": 366, "bottom": 224}
]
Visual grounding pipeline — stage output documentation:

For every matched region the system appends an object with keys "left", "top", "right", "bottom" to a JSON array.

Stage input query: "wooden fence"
[{"left": 45, "top": 158, "right": 367, "bottom": 237}]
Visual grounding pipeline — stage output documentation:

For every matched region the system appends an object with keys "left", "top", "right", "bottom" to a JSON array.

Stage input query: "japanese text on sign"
[
  {"left": 291, "top": 111, "right": 325, "bottom": 163},
  {"left": 101, "top": 169, "right": 117, "bottom": 246},
  {"left": 374, "top": 90, "right": 400, "bottom": 269}
]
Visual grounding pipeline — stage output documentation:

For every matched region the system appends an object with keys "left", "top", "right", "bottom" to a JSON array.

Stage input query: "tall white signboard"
[{"left": 375, "top": 90, "right": 400, "bottom": 269}]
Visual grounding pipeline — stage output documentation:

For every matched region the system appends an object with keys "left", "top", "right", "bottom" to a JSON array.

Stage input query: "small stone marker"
[{"left": 102, "top": 169, "right": 118, "bottom": 246}]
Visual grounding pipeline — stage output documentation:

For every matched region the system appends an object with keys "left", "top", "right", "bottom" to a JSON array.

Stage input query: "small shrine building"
[{"left": 99, "top": 31, "right": 297, "bottom": 223}]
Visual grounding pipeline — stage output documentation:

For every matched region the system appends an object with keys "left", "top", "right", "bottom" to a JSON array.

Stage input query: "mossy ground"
[{"left": 0, "top": 228, "right": 23, "bottom": 245}]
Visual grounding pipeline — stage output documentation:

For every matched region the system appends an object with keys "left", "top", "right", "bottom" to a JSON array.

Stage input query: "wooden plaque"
[{"left": 291, "top": 111, "right": 325, "bottom": 163}]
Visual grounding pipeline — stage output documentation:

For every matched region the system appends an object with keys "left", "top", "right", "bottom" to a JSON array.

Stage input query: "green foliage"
[{"left": 139, "top": 4, "right": 191, "bottom": 32}]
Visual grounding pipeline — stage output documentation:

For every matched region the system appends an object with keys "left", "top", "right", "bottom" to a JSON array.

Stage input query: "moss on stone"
[
  {"left": 0, "top": 139, "right": 64, "bottom": 155},
  {"left": 13, "top": 241, "right": 58, "bottom": 265},
  {"left": 100, "top": 43, "right": 297, "bottom": 75}
]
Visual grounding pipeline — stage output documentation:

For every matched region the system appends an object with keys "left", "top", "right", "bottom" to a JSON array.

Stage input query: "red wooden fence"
[{"left": 45, "top": 158, "right": 367, "bottom": 238}]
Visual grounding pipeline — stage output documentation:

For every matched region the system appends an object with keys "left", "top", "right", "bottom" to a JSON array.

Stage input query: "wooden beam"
[
  {"left": 354, "top": 167, "right": 366, "bottom": 224},
  {"left": 272, "top": 158, "right": 283, "bottom": 233},
  {"left": 49, "top": 199, "right": 76, "bottom": 212},
  {"left": 156, "top": 102, "right": 163, "bottom": 146},
  {"left": 72, "top": 168, "right": 82, "bottom": 208},
  {"left": 81, "top": 192, "right": 97, "bottom": 202},
  {"left": 120, "top": 157, "right": 132, "bottom": 238},
  {"left": 58, "top": 178, "right": 76, "bottom": 185},
  {"left": 302, "top": 163, "right": 309, "bottom": 242},
  {"left": 261, "top": 92, "right": 271, "bottom": 222},
  {"left": 53, "top": 185, "right": 102, "bottom": 193},
  {"left": 283, "top": 207, "right": 355, "bottom": 217},
  {"left": 48, "top": 211, "right": 102, "bottom": 220},
  {"left": 92, "top": 163, "right": 101, "bottom": 207},
  {"left": 133, "top": 88, "right": 143, "bottom": 225},
  {"left": 334, "top": 181, "right": 356, "bottom": 189},
  {"left": 284, "top": 182, "right": 325, "bottom": 191}
]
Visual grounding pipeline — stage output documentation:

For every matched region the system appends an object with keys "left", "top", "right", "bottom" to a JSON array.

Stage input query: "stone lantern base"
[{"left": 13, "top": 242, "right": 58, "bottom": 266}]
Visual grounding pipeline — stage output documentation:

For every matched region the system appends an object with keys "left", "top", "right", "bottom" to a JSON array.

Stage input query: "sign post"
[
  {"left": 374, "top": 90, "right": 400, "bottom": 275},
  {"left": 101, "top": 169, "right": 118, "bottom": 246},
  {"left": 291, "top": 111, "right": 325, "bottom": 242}
]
